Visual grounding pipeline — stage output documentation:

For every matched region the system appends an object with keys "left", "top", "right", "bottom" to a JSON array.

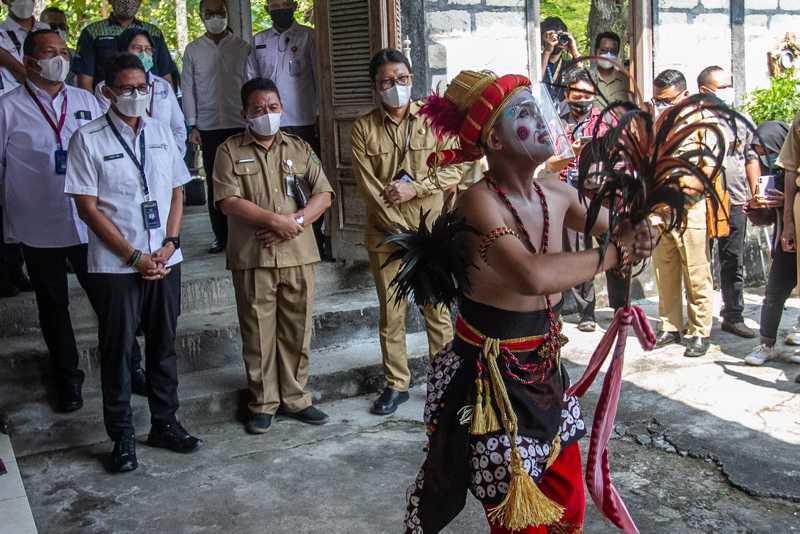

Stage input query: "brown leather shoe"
[{"left": 721, "top": 321, "right": 756, "bottom": 338}]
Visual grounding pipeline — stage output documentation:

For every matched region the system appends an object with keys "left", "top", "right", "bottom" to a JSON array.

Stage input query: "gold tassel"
[
  {"left": 481, "top": 378, "right": 502, "bottom": 433},
  {"left": 470, "top": 378, "right": 487, "bottom": 435},
  {"left": 546, "top": 436, "right": 562, "bottom": 469},
  {"left": 487, "top": 449, "right": 565, "bottom": 530}
]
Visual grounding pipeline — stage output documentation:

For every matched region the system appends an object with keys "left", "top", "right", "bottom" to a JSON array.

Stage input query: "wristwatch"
[{"left": 162, "top": 236, "right": 181, "bottom": 250}]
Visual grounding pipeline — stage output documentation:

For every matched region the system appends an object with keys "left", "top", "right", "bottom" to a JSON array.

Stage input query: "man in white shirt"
[
  {"left": 0, "top": 29, "right": 101, "bottom": 412},
  {"left": 0, "top": 0, "right": 49, "bottom": 297},
  {"left": 182, "top": 0, "right": 250, "bottom": 254},
  {"left": 246, "top": 0, "right": 330, "bottom": 259},
  {"left": 66, "top": 53, "right": 203, "bottom": 474}
]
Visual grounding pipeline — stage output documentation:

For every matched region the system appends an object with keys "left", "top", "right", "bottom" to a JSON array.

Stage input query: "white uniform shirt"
[
  {"left": 182, "top": 32, "right": 250, "bottom": 131},
  {"left": 64, "top": 111, "right": 191, "bottom": 274},
  {"left": 0, "top": 82, "right": 101, "bottom": 247},
  {"left": 246, "top": 23, "right": 317, "bottom": 127},
  {"left": 0, "top": 17, "right": 50, "bottom": 96},
  {"left": 94, "top": 73, "right": 187, "bottom": 156}
]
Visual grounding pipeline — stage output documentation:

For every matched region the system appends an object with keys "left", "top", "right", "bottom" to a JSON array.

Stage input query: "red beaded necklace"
[{"left": 483, "top": 173, "right": 566, "bottom": 363}]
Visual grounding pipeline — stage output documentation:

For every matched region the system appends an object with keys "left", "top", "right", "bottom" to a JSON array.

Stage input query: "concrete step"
[
  {"left": 0, "top": 287, "right": 430, "bottom": 403},
  {"left": 5, "top": 332, "right": 432, "bottom": 458}
]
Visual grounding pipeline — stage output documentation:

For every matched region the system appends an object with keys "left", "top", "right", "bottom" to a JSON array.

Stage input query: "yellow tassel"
[
  {"left": 470, "top": 379, "right": 487, "bottom": 435},
  {"left": 481, "top": 379, "right": 502, "bottom": 433},
  {"left": 487, "top": 449, "right": 565, "bottom": 530},
  {"left": 546, "top": 436, "right": 562, "bottom": 469}
]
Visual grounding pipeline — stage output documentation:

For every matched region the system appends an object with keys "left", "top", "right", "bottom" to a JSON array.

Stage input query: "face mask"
[
  {"left": 568, "top": 100, "right": 593, "bottom": 116},
  {"left": 37, "top": 55, "right": 70, "bottom": 83},
  {"left": 760, "top": 154, "right": 777, "bottom": 170},
  {"left": 496, "top": 90, "right": 554, "bottom": 162},
  {"left": 114, "top": 89, "right": 150, "bottom": 118},
  {"left": 715, "top": 87, "right": 735, "bottom": 107},
  {"left": 248, "top": 112, "right": 281, "bottom": 137},
  {"left": 269, "top": 9, "right": 295, "bottom": 30},
  {"left": 380, "top": 84, "right": 411, "bottom": 109},
  {"left": 9, "top": 0, "right": 35, "bottom": 19},
  {"left": 112, "top": 0, "right": 141, "bottom": 19},
  {"left": 204, "top": 15, "right": 228, "bottom": 34},
  {"left": 597, "top": 52, "right": 617, "bottom": 70},
  {"left": 137, "top": 52, "right": 154, "bottom": 73}
]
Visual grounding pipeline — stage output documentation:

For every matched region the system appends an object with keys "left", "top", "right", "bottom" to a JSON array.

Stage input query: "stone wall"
[
  {"left": 654, "top": 0, "right": 800, "bottom": 98},
  {"left": 413, "top": 0, "right": 531, "bottom": 94}
]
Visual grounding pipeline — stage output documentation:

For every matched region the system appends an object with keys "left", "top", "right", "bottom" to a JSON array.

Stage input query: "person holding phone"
[
  {"left": 351, "top": 49, "right": 462, "bottom": 415},
  {"left": 540, "top": 17, "right": 579, "bottom": 103}
]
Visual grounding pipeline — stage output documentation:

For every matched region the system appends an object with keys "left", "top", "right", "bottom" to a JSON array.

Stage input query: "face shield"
[{"left": 493, "top": 82, "right": 574, "bottom": 163}]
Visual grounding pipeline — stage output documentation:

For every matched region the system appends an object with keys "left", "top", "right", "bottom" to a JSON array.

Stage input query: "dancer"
[{"left": 393, "top": 70, "right": 656, "bottom": 534}]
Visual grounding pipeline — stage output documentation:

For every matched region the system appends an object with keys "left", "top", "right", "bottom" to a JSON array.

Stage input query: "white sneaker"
[
  {"left": 789, "top": 351, "right": 800, "bottom": 364},
  {"left": 785, "top": 324, "right": 800, "bottom": 346},
  {"left": 744, "top": 344, "right": 776, "bottom": 366}
]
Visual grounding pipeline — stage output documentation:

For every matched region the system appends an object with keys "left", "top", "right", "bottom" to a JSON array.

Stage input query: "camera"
[{"left": 558, "top": 32, "right": 571, "bottom": 46}]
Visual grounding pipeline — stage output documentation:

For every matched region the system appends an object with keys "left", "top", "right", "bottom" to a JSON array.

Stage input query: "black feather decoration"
[{"left": 380, "top": 209, "right": 479, "bottom": 308}]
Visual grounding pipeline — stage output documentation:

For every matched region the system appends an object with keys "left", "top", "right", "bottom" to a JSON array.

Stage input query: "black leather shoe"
[
  {"left": 207, "top": 240, "right": 225, "bottom": 254},
  {"left": 370, "top": 387, "right": 410, "bottom": 416},
  {"left": 655, "top": 331, "right": 681, "bottom": 348},
  {"left": 795, "top": 373, "right": 800, "bottom": 384},
  {"left": 147, "top": 421, "right": 204, "bottom": 453},
  {"left": 58, "top": 382, "right": 83, "bottom": 413},
  {"left": 11, "top": 271, "right": 33, "bottom": 292},
  {"left": 683, "top": 336, "right": 710, "bottom": 358},
  {"left": 131, "top": 367, "right": 147, "bottom": 396},
  {"left": 721, "top": 321, "right": 756, "bottom": 338},
  {"left": 285, "top": 405, "right": 329, "bottom": 425},
  {"left": 246, "top": 413, "right": 273, "bottom": 434},
  {"left": 111, "top": 434, "right": 138, "bottom": 473}
]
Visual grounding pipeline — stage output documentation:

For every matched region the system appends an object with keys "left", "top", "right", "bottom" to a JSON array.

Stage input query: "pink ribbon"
[{"left": 567, "top": 306, "right": 655, "bottom": 534}]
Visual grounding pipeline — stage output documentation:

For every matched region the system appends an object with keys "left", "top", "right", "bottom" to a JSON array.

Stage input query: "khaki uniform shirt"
[
  {"left": 592, "top": 68, "right": 629, "bottom": 108},
  {"left": 351, "top": 101, "right": 462, "bottom": 251},
  {"left": 213, "top": 130, "right": 334, "bottom": 270},
  {"left": 777, "top": 112, "right": 800, "bottom": 177}
]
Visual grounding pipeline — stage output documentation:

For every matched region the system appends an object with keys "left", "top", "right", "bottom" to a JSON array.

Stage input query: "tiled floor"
[{"left": 0, "top": 434, "right": 36, "bottom": 534}]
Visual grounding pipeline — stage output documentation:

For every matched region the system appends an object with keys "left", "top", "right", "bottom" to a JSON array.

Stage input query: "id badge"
[
  {"left": 288, "top": 58, "right": 302, "bottom": 77},
  {"left": 54, "top": 149, "right": 68, "bottom": 175},
  {"left": 285, "top": 174, "right": 296, "bottom": 198},
  {"left": 141, "top": 200, "right": 161, "bottom": 230}
]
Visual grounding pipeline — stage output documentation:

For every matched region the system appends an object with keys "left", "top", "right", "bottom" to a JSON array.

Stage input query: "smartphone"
[
  {"left": 758, "top": 175, "right": 775, "bottom": 197},
  {"left": 579, "top": 135, "right": 593, "bottom": 145}
]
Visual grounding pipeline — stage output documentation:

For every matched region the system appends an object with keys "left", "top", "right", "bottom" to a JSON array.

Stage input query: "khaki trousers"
[
  {"left": 652, "top": 202, "right": 713, "bottom": 337},
  {"left": 368, "top": 250, "right": 453, "bottom": 391},
  {"left": 231, "top": 265, "right": 314, "bottom": 415}
]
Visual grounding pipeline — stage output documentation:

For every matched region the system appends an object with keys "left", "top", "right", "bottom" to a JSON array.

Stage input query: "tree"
[{"left": 586, "top": 0, "right": 628, "bottom": 55}]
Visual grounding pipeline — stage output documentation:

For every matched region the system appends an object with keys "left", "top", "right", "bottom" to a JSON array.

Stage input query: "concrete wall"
[
  {"left": 654, "top": 0, "right": 800, "bottom": 100},
  {"left": 415, "top": 0, "right": 531, "bottom": 93}
]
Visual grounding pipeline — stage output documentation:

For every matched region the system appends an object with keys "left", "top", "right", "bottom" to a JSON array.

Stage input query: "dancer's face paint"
[{"left": 495, "top": 88, "right": 554, "bottom": 162}]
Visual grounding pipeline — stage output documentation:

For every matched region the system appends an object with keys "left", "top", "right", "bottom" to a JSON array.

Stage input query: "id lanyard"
[
  {"left": 105, "top": 115, "right": 149, "bottom": 198},
  {"left": 25, "top": 83, "right": 68, "bottom": 149},
  {"left": 385, "top": 118, "right": 412, "bottom": 178}
]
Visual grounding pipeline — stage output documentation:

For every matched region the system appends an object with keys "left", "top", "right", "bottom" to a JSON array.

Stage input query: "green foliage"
[
  {"left": 743, "top": 70, "right": 800, "bottom": 125},
  {"left": 540, "top": 0, "right": 592, "bottom": 53}
]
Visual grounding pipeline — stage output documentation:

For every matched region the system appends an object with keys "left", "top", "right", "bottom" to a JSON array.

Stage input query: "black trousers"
[
  {"left": 0, "top": 205, "right": 26, "bottom": 291},
  {"left": 88, "top": 266, "right": 182, "bottom": 440},
  {"left": 760, "top": 244, "right": 797, "bottom": 344},
  {"left": 715, "top": 204, "right": 747, "bottom": 324},
  {"left": 200, "top": 128, "right": 244, "bottom": 245},
  {"left": 21, "top": 244, "right": 90, "bottom": 387},
  {"left": 283, "top": 124, "right": 331, "bottom": 260}
]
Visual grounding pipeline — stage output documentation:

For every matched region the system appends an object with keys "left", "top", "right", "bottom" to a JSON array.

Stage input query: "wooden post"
[
  {"left": 526, "top": 0, "right": 542, "bottom": 83},
  {"left": 630, "top": 0, "right": 654, "bottom": 101}
]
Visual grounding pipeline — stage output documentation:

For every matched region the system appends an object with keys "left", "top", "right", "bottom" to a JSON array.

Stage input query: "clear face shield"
[{"left": 494, "top": 82, "right": 574, "bottom": 163}]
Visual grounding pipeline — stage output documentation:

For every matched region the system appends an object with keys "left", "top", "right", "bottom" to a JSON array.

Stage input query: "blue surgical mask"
[{"left": 137, "top": 52, "right": 154, "bottom": 73}]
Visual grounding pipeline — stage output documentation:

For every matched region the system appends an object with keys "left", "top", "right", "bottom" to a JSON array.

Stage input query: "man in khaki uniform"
[
  {"left": 650, "top": 69, "right": 714, "bottom": 358},
  {"left": 214, "top": 78, "right": 334, "bottom": 434},
  {"left": 352, "top": 49, "right": 461, "bottom": 415}
]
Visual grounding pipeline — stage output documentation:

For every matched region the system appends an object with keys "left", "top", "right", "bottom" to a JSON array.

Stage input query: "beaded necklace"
[{"left": 483, "top": 174, "right": 567, "bottom": 363}]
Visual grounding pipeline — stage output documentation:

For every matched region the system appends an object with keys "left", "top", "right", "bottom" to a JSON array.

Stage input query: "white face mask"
[
  {"left": 380, "top": 84, "right": 411, "bottom": 109},
  {"left": 204, "top": 15, "right": 228, "bottom": 34},
  {"left": 248, "top": 112, "right": 281, "bottom": 137},
  {"left": 597, "top": 52, "right": 617, "bottom": 70},
  {"left": 37, "top": 55, "right": 70, "bottom": 83},
  {"left": 715, "top": 87, "right": 735, "bottom": 107},
  {"left": 114, "top": 89, "right": 150, "bottom": 118},
  {"left": 10, "top": 0, "right": 35, "bottom": 19}
]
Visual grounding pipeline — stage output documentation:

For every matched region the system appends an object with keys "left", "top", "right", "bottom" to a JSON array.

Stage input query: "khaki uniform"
[
  {"left": 591, "top": 68, "right": 629, "bottom": 108},
  {"left": 213, "top": 130, "right": 334, "bottom": 414},
  {"left": 351, "top": 101, "right": 461, "bottom": 391},
  {"left": 777, "top": 112, "right": 800, "bottom": 292}
]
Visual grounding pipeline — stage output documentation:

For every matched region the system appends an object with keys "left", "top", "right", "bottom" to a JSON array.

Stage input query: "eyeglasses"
[
  {"left": 112, "top": 84, "right": 149, "bottom": 97},
  {"left": 378, "top": 74, "right": 412, "bottom": 91},
  {"left": 129, "top": 44, "right": 154, "bottom": 55}
]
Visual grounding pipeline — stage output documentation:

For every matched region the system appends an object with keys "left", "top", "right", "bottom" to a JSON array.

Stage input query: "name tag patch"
[
  {"left": 256, "top": 44, "right": 266, "bottom": 49},
  {"left": 74, "top": 110, "right": 92, "bottom": 120},
  {"left": 103, "top": 153, "right": 124, "bottom": 161},
  {"left": 236, "top": 158, "right": 255, "bottom": 164}
]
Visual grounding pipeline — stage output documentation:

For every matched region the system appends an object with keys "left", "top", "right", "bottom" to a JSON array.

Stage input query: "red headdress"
[{"left": 419, "top": 70, "right": 531, "bottom": 168}]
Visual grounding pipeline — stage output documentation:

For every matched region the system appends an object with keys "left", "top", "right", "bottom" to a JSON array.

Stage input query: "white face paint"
[{"left": 494, "top": 88, "right": 554, "bottom": 162}]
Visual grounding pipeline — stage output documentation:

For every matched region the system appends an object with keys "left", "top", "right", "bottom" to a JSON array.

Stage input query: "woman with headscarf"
[
  {"left": 742, "top": 121, "right": 800, "bottom": 372},
  {"left": 94, "top": 28, "right": 186, "bottom": 155}
]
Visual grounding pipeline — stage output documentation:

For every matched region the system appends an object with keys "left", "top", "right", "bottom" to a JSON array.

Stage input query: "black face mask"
[
  {"left": 568, "top": 100, "right": 593, "bottom": 116},
  {"left": 270, "top": 9, "right": 295, "bottom": 30}
]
